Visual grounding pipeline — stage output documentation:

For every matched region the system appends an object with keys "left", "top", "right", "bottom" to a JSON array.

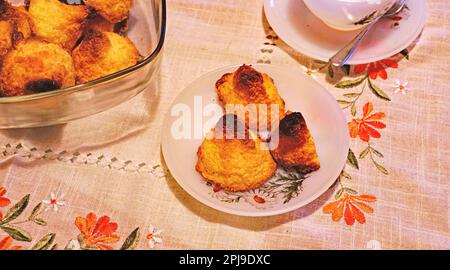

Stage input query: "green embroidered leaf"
[
  {"left": 121, "top": 227, "right": 140, "bottom": 250},
  {"left": 0, "top": 224, "right": 32, "bottom": 242},
  {"left": 341, "top": 171, "right": 352, "bottom": 180},
  {"left": 335, "top": 189, "right": 344, "bottom": 200},
  {"left": 343, "top": 93, "right": 361, "bottom": 98},
  {"left": 337, "top": 100, "right": 351, "bottom": 105},
  {"left": 359, "top": 147, "right": 370, "bottom": 159},
  {"left": 400, "top": 49, "right": 410, "bottom": 60},
  {"left": 374, "top": 161, "right": 389, "bottom": 175},
  {"left": 372, "top": 148, "right": 384, "bottom": 158},
  {"left": 335, "top": 76, "right": 366, "bottom": 89},
  {"left": 0, "top": 194, "right": 30, "bottom": 225},
  {"left": 347, "top": 149, "right": 359, "bottom": 170},
  {"left": 32, "top": 233, "right": 56, "bottom": 250},
  {"left": 33, "top": 218, "right": 47, "bottom": 226},
  {"left": 343, "top": 188, "right": 358, "bottom": 195},
  {"left": 28, "top": 202, "right": 43, "bottom": 221},
  {"left": 368, "top": 79, "right": 391, "bottom": 101},
  {"left": 82, "top": 245, "right": 99, "bottom": 250},
  {"left": 351, "top": 103, "right": 357, "bottom": 116},
  {"left": 77, "top": 234, "right": 85, "bottom": 246}
]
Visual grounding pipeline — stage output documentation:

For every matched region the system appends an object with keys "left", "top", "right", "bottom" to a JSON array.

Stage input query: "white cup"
[{"left": 303, "top": 0, "right": 398, "bottom": 31}]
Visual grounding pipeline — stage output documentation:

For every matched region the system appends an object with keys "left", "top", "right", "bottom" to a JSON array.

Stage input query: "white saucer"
[
  {"left": 161, "top": 64, "right": 349, "bottom": 217},
  {"left": 264, "top": 0, "right": 427, "bottom": 64}
]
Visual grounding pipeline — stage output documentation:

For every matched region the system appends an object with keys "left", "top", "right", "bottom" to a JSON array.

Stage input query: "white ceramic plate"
[
  {"left": 161, "top": 64, "right": 349, "bottom": 217},
  {"left": 264, "top": 0, "right": 427, "bottom": 64}
]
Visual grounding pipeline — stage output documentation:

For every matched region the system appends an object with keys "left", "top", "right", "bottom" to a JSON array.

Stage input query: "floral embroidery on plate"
[
  {"left": 243, "top": 190, "right": 278, "bottom": 209},
  {"left": 208, "top": 168, "right": 307, "bottom": 209}
]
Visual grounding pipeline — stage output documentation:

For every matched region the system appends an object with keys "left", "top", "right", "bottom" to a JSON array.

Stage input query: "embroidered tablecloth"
[{"left": 0, "top": 0, "right": 448, "bottom": 250}]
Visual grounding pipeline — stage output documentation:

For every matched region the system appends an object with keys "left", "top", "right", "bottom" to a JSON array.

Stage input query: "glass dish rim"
[{"left": 0, "top": 0, "right": 167, "bottom": 104}]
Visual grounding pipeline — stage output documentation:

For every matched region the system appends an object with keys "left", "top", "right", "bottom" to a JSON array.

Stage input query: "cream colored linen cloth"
[{"left": 0, "top": 0, "right": 448, "bottom": 250}]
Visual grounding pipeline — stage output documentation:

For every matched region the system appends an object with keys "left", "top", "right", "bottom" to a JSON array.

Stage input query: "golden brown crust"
[
  {"left": 84, "top": 12, "right": 129, "bottom": 35},
  {"left": 270, "top": 112, "right": 320, "bottom": 174},
  {"left": 29, "top": 0, "right": 88, "bottom": 50},
  {"left": 72, "top": 30, "right": 139, "bottom": 84},
  {"left": 0, "top": 1, "right": 33, "bottom": 59},
  {"left": 233, "top": 65, "right": 267, "bottom": 102},
  {"left": 216, "top": 65, "right": 286, "bottom": 131},
  {"left": 196, "top": 114, "right": 277, "bottom": 192},
  {"left": 0, "top": 21, "right": 12, "bottom": 60},
  {"left": 84, "top": 13, "right": 115, "bottom": 33},
  {"left": 0, "top": 39, "right": 76, "bottom": 97},
  {"left": 84, "top": 0, "right": 132, "bottom": 24}
]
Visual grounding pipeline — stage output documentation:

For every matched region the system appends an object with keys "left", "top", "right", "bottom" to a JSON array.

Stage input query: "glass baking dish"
[{"left": 0, "top": 0, "right": 166, "bottom": 128}]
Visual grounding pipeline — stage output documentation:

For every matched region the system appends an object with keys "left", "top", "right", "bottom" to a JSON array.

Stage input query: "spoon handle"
[{"left": 329, "top": 16, "right": 382, "bottom": 67}]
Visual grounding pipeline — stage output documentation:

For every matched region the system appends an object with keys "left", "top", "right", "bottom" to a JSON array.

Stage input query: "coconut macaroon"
[
  {"left": 28, "top": 0, "right": 88, "bottom": 50},
  {"left": 196, "top": 114, "right": 277, "bottom": 192},
  {"left": 72, "top": 30, "right": 139, "bottom": 84},
  {"left": 216, "top": 65, "right": 286, "bottom": 131},
  {"left": 0, "top": 39, "right": 76, "bottom": 97},
  {"left": 84, "top": 14, "right": 115, "bottom": 33},
  {"left": 0, "top": 22, "right": 12, "bottom": 59},
  {"left": 270, "top": 112, "right": 320, "bottom": 174},
  {"left": 84, "top": 13, "right": 129, "bottom": 35},
  {"left": 0, "top": 0, "right": 33, "bottom": 58},
  {"left": 84, "top": 0, "right": 133, "bottom": 24}
]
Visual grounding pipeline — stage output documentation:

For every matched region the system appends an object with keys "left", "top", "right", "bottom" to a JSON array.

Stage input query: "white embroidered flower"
[
  {"left": 366, "top": 240, "right": 382, "bottom": 250},
  {"left": 42, "top": 192, "right": 66, "bottom": 212},
  {"left": 146, "top": 225, "right": 163, "bottom": 249},
  {"left": 301, "top": 63, "right": 318, "bottom": 79},
  {"left": 244, "top": 190, "right": 277, "bottom": 209},
  {"left": 393, "top": 79, "right": 410, "bottom": 95},
  {"left": 65, "top": 239, "right": 81, "bottom": 250}
]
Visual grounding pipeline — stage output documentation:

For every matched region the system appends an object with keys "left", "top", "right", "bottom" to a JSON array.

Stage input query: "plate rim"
[
  {"left": 263, "top": 0, "right": 427, "bottom": 65},
  {"left": 161, "top": 63, "right": 349, "bottom": 217}
]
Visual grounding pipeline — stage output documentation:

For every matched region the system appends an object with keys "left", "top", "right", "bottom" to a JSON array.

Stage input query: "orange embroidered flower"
[
  {"left": 354, "top": 58, "right": 398, "bottom": 80},
  {"left": 323, "top": 193, "right": 377, "bottom": 226},
  {"left": 0, "top": 187, "right": 12, "bottom": 221},
  {"left": 0, "top": 236, "right": 22, "bottom": 250},
  {"left": 348, "top": 102, "right": 386, "bottom": 142},
  {"left": 75, "top": 212, "right": 120, "bottom": 250}
]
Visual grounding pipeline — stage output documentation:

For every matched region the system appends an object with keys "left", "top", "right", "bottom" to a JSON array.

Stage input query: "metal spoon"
[{"left": 329, "top": 0, "right": 406, "bottom": 68}]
